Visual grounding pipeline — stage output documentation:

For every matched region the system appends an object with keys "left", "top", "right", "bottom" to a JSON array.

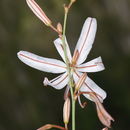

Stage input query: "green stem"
[
  {"left": 70, "top": 86, "right": 75, "bottom": 130},
  {"left": 62, "top": 9, "right": 69, "bottom": 65},
  {"left": 72, "top": 99, "right": 75, "bottom": 130},
  {"left": 62, "top": 7, "right": 76, "bottom": 130}
]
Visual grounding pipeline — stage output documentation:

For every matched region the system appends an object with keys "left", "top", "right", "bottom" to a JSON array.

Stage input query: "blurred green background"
[{"left": 0, "top": 0, "right": 130, "bottom": 130}]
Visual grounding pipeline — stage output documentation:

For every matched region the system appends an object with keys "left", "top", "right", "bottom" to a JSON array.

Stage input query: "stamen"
[
  {"left": 72, "top": 49, "right": 79, "bottom": 65},
  {"left": 74, "top": 73, "right": 87, "bottom": 93},
  {"left": 78, "top": 94, "right": 87, "bottom": 108},
  {"left": 78, "top": 91, "right": 102, "bottom": 100},
  {"left": 74, "top": 71, "right": 104, "bottom": 102}
]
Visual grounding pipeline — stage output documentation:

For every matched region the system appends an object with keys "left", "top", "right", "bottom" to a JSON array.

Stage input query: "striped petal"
[
  {"left": 43, "top": 72, "right": 69, "bottom": 89},
  {"left": 17, "top": 51, "right": 66, "bottom": 73},
  {"left": 73, "top": 71, "right": 106, "bottom": 102},
  {"left": 26, "top": 0, "right": 51, "bottom": 25},
  {"left": 74, "top": 17, "right": 97, "bottom": 65},
  {"left": 77, "top": 57, "right": 105, "bottom": 72},
  {"left": 54, "top": 38, "right": 72, "bottom": 63}
]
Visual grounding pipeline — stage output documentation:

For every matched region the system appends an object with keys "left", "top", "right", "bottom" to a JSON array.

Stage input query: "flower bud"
[
  {"left": 37, "top": 124, "right": 66, "bottom": 130},
  {"left": 71, "top": 0, "right": 76, "bottom": 3},
  {"left": 26, "top": 0, "right": 52, "bottom": 26},
  {"left": 57, "top": 23, "right": 62, "bottom": 34},
  {"left": 43, "top": 77, "right": 49, "bottom": 86},
  {"left": 102, "top": 127, "right": 108, "bottom": 130},
  {"left": 37, "top": 124, "right": 52, "bottom": 130},
  {"left": 63, "top": 97, "right": 70, "bottom": 125}
]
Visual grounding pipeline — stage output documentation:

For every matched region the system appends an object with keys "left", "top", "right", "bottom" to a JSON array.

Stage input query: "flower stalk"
[{"left": 61, "top": 4, "right": 76, "bottom": 130}]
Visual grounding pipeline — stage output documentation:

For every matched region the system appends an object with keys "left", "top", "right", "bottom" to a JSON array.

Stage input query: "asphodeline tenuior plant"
[{"left": 17, "top": 0, "right": 114, "bottom": 130}]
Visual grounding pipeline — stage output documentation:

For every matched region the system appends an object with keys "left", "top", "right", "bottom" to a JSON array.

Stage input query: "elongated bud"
[
  {"left": 57, "top": 23, "right": 62, "bottom": 34},
  {"left": 37, "top": 124, "right": 52, "bottom": 130},
  {"left": 71, "top": 0, "right": 76, "bottom": 3},
  {"left": 75, "top": 73, "right": 87, "bottom": 92},
  {"left": 37, "top": 124, "right": 66, "bottom": 130},
  {"left": 64, "top": 5, "right": 69, "bottom": 13},
  {"left": 102, "top": 127, "right": 108, "bottom": 130},
  {"left": 63, "top": 97, "right": 70, "bottom": 127},
  {"left": 26, "top": 0, "right": 52, "bottom": 26}
]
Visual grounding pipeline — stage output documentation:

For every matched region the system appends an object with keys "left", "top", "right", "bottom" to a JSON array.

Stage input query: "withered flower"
[{"left": 90, "top": 93, "right": 114, "bottom": 128}]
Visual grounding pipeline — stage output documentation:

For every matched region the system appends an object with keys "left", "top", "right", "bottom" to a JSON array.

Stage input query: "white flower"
[{"left": 17, "top": 17, "right": 106, "bottom": 102}]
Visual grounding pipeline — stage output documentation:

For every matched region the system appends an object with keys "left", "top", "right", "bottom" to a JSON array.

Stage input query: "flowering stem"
[{"left": 62, "top": 6, "right": 76, "bottom": 130}]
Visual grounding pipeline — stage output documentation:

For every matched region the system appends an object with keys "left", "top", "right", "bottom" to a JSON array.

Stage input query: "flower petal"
[
  {"left": 43, "top": 72, "right": 68, "bottom": 89},
  {"left": 74, "top": 17, "right": 97, "bottom": 65},
  {"left": 26, "top": 0, "right": 51, "bottom": 25},
  {"left": 73, "top": 71, "right": 106, "bottom": 102},
  {"left": 17, "top": 51, "right": 66, "bottom": 73},
  {"left": 54, "top": 38, "right": 72, "bottom": 63},
  {"left": 77, "top": 57, "right": 105, "bottom": 72}
]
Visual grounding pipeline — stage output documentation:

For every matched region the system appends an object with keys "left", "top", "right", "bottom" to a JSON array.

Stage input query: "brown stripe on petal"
[
  {"left": 52, "top": 74, "right": 68, "bottom": 86},
  {"left": 78, "top": 18, "right": 93, "bottom": 58},
  {"left": 27, "top": 0, "right": 51, "bottom": 25},
  {"left": 30, "top": 0, "right": 51, "bottom": 23},
  {"left": 27, "top": 0, "right": 46, "bottom": 23},
  {"left": 72, "top": 49, "right": 79, "bottom": 65},
  {"left": 76, "top": 64, "right": 97, "bottom": 69},
  {"left": 19, "top": 53, "right": 66, "bottom": 69}
]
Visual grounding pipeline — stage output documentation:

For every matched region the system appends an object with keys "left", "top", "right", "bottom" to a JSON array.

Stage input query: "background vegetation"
[{"left": 0, "top": 0, "right": 130, "bottom": 129}]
